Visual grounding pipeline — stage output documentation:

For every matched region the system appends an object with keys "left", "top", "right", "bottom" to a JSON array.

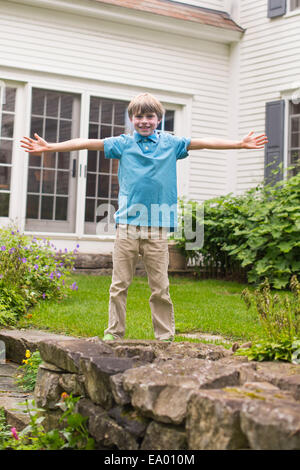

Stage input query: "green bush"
[
  {"left": 176, "top": 173, "right": 300, "bottom": 289},
  {"left": 0, "top": 226, "right": 78, "bottom": 326}
]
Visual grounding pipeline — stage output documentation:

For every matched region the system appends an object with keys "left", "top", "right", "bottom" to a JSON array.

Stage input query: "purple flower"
[
  {"left": 34, "top": 264, "right": 39, "bottom": 270},
  {"left": 11, "top": 231, "right": 15, "bottom": 235},
  {"left": 1, "top": 246, "right": 6, "bottom": 251},
  {"left": 21, "top": 258, "right": 27, "bottom": 263},
  {"left": 42, "top": 293, "right": 46, "bottom": 299},
  {"left": 49, "top": 272, "right": 54, "bottom": 279},
  {"left": 71, "top": 282, "right": 78, "bottom": 291},
  {"left": 76, "top": 244, "right": 80, "bottom": 248},
  {"left": 64, "top": 248, "right": 68, "bottom": 253},
  {"left": 9, "top": 247, "right": 15, "bottom": 254},
  {"left": 36, "top": 255, "right": 39, "bottom": 259}
]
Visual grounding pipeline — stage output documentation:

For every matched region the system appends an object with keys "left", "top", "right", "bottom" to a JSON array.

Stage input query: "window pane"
[
  {"left": 30, "top": 116, "right": 44, "bottom": 139},
  {"left": 29, "top": 154, "right": 42, "bottom": 167},
  {"left": 45, "top": 118, "right": 58, "bottom": 141},
  {"left": 89, "top": 124, "right": 99, "bottom": 139},
  {"left": 3, "top": 88, "right": 16, "bottom": 112},
  {"left": 291, "top": 132, "right": 300, "bottom": 148},
  {"left": 42, "top": 170, "right": 55, "bottom": 194},
  {"left": 100, "top": 125, "right": 112, "bottom": 139},
  {"left": 0, "top": 166, "right": 11, "bottom": 190},
  {"left": 1, "top": 113, "right": 14, "bottom": 138},
  {"left": 26, "top": 195, "right": 39, "bottom": 218},
  {"left": 111, "top": 175, "right": 119, "bottom": 198},
  {"left": 56, "top": 171, "right": 69, "bottom": 195},
  {"left": 57, "top": 152, "right": 70, "bottom": 170},
  {"left": 0, "top": 140, "right": 12, "bottom": 164},
  {"left": 59, "top": 120, "right": 72, "bottom": 141},
  {"left": 43, "top": 152, "right": 56, "bottom": 169},
  {"left": 114, "top": 102, "right": 127, "bottom": 125},
  {"left": 87, "top": 150, "right": 97, "bottom": 172},
  {"left": 41, "top": 195, "right": 53, "bottom": 219},
  {"left": 96, "top": 199, "right": 109, "bottom": 223},
  {"left": 98, "top": 151, "right": 110, "bottom": 173},
  {"left": 60, "top": 95, "right": 73, "bottom": 119},
  {"left": 55, "top": 197, "right": 68, "bottom": 220},
  {"left": 164, "top": 110, "right": 175, "bottom": 132},
  {"left": 101, "top": 100, "right": 113, "bottom": 124},
  {"left": 0, "top": 192, "right": 10, "bottom": 216},
  {"left": 86, "top": 173, "right": 96, "bottom": 197},
  {"left": 32, "top": 89, "right": 46, "bottom": 115},
  {"left": 90, "top": 97, "right": 100, "bottom": 122},
  {"left": 46, "top": 92, "right": 59, "bottom": 117},
  {"left": 28, "top": 168, "right": 41, "bottom": 193},
  {"left": 85, "top": 198, "right": 95, "bottom": 222},
  {"left": 111, "top": 158, "right": 119, "bottom": 175},
  {"left": 98, "top": 174, "right": 109, "bottom": 198}
]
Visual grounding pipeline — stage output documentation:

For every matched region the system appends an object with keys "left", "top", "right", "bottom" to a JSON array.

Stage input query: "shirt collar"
[{"left": 133, "top": 130, "right": 159, "bottom": 143}]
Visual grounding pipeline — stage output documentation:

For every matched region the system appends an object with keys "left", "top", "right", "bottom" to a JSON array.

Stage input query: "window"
[
  {"left": 0, "top": 87, "right": 16, "bottom": 217},
  {"left": 289, "top": 101, "right": 300, "bottom": 176},
  {"left": 84, "top": 97, "right": 128, "bottom": 234},
  {"left": 157, "top": 110, "right": 175, "bottom": 134},
  {"left": 25, "top": 88, "right": 80, "bottom": 232},
  {"left": 290, "top": 0, "right": 300, "bottom": 11}
]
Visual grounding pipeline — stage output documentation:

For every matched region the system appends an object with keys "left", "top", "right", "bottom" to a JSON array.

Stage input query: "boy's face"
[{"left": 130, "top": 112, "right": 161, "bottom": 137}]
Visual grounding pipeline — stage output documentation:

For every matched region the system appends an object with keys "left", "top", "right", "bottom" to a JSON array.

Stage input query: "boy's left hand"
[{"left": 241, "top": 131, "right": 268, "bottom": 149}]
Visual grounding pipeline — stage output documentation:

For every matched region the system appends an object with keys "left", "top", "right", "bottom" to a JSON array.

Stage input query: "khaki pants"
[{"left": 104, "top": 224, "right": 175, "bottom": 340}]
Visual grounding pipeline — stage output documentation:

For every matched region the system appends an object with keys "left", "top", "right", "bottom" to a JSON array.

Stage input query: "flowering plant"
[
  {"left": 15, "top": 349, "right": 42, "bottom": 391},
  {"left": 0, "top": 225, "right": 79, "bottom": 325}
]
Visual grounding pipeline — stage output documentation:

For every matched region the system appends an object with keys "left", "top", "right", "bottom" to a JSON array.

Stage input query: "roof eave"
[{"left": 10, "top": 0, "right": 244, "bottom": 43}]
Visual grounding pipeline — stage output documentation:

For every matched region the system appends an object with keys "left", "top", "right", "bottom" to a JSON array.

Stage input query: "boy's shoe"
[
  {"left": 162, "top": 337, "right": 173, "bottom": 342},
  {"left": 102, "top": 334, "right": 115, "bottom": 341}
]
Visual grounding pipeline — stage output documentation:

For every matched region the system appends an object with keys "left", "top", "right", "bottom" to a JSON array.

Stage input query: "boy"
[{"left": 21, "top": 93, "right": 268, "bottom": 342}]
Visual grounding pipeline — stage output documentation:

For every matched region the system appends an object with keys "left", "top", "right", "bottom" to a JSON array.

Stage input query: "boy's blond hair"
[{"left": 128, "top": 93, "right": 165, "bottom": 121}]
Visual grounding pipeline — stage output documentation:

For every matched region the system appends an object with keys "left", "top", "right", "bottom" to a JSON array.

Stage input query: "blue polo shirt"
[{"left": 103, "top": 130, "right": 191, "bottom": 230}]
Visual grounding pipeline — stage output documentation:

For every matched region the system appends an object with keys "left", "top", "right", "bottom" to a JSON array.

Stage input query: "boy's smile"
[{"left": 131, "top": 113, "right": 161, "bottom": 137}]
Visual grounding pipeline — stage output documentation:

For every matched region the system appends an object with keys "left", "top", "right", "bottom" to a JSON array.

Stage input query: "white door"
[{"left": 25, "top": 88, "right": 80, "bottom": 233}]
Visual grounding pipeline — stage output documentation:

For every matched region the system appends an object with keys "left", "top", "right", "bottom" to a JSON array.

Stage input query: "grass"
[{"left": 18, "top": 274, "right": 266, "bottom": 345}]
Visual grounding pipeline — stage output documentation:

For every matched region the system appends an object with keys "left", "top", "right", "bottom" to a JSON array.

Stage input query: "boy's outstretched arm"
[
  {"left": 188, "top": 131, "right": 268, "bottom": 150},
  {"left": 20, "top": 133, "right": 104, "bottom": 156}
]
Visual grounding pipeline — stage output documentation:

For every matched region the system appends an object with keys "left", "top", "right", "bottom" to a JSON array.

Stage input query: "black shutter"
[
  {"left": 267, "top": 0, "right": 287, "bottom": 18},
  {"left": 264, "top": 100, "right": 285, "bottom": 185}
]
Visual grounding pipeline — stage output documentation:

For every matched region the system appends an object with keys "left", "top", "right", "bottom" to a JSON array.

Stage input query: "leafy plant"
[
  {"left": 0, "top": 225, "right": 79, "bottom": 326},
  {"left": 176, "top": 173, "right": 300, "bottom": 289},
  {"left": 15, "top": 349, "right": 42, "bottom": 391},
  {"left": 241, "top": 276, "right": 300, "bottom": 342},
  {"left": 235, "top": 276, "right": 300, "bottom": 363},
  {"left": 236, "top": 338, "right": 300, "bottom": 364},
  {"left": 0, "top": 394, "right": 94, "bottom": 450}
]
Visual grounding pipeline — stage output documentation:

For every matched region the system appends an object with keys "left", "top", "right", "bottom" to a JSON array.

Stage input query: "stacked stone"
[{"left": 1, "top": 330, "right": 300, "bottom": 450}]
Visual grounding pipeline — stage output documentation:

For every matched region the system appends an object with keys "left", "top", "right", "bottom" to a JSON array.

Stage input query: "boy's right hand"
[{"left": 20, "top": 133, "right": 50, "bottom": 156}]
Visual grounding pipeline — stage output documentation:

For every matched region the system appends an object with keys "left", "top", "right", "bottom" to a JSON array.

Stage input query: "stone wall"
[
  {"left": 6, "top": 331, "right": 300, "bottom": 450},
  {"left": 1, "top": 330, "right": 300, "bottom": 450}
]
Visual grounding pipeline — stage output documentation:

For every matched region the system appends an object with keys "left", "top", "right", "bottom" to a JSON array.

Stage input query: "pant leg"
[
  {"left": 104, "top": 225, "right": 139, "bottom": 339},
  {"left": 140, "top": 232, "right": 175, "bottom": 340}
]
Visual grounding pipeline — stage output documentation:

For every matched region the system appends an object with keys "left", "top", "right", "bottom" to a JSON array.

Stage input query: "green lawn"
[{"left": 18, "top": 274, "right": 265, "bottom": 344}]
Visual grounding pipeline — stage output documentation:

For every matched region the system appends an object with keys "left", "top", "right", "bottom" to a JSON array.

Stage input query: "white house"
[{"left": 0, "top": 0, "right": 299, "bottom": 255}]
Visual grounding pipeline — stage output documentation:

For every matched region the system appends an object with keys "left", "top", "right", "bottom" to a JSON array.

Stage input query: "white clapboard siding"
[
  {"left": 236, "top": 0, "right": 300, "bottom": 193},
  {"left": 0, "top": 0, "right": 231, "bottom": 204}
]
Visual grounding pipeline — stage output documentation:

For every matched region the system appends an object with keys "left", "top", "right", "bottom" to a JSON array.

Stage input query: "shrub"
[
  {"left": 0, "top": 226, "right": 78, "bottom": 325},
  {"left": 176, "top": 173, "right": 300, "bottom": 289}
]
